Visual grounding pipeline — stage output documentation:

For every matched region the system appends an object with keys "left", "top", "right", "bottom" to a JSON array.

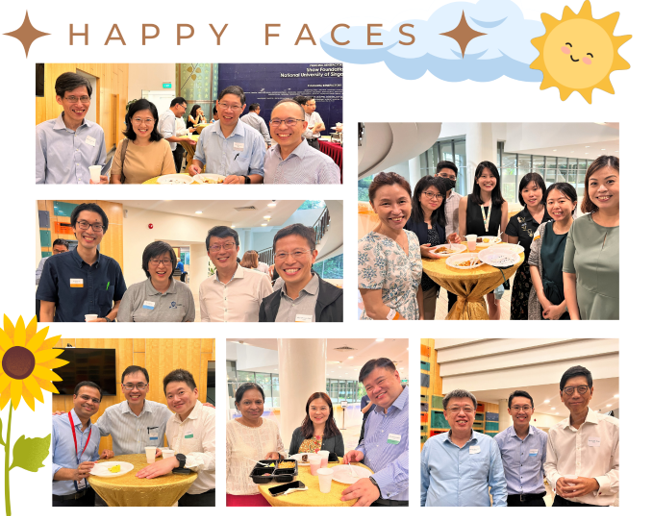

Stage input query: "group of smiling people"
[{"left": 358, "top": 155, "right": 619, "bottom": 320}]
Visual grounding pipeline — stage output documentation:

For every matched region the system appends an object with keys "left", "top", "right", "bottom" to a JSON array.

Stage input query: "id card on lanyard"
[{"left": 68, "top": 411, "right": 92, "bottom": 492}]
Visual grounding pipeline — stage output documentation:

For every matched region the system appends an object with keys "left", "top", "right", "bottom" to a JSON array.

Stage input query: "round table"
[
  {"left": 257, "top": 461, "right": 373, "bottom": 507},
  {"left": 422, "top": 243, "right": 523, "bottom": 320},
  {"left": 88, "top": 453, "right": 197, "bottom": 507},
  {"left": 142, "top": 173, "right": 201, "bottom": 185}
]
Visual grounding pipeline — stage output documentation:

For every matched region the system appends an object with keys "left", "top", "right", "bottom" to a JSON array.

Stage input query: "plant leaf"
[{"left": 10, "top": 434, "right": 51, "bottom": 472}]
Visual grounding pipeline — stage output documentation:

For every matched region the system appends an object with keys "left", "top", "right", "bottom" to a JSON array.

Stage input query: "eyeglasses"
[
  {"left": 562, "top": 385, "right": 590, "bottom": 396},
  {"left": 209, "top": 242, "right": 236, "bottom": 252},
  {"left": 123, "top": 383, "right": 148, "bottom": 391},
  {"left": 150, "top": 258, "right": 172, "bottom": 265},
  {"left": 447, "top": 406, "right": 474, "bottom": 414},
  {"left": 132, "top": 117, "right": 155, "bottom": 125},
  {"left": 219, "top": 103, "right": 242, "bottom": 111},
  {"left": 275, "top": 249, "right": 314, "bottom": 261},
  {"left": 510, "top": 405, "right": 532, "bottom": 412},
  {"left": 422, "top": 192, "right": 444, "bottom": 200},
  {"left": 240, "top": 400, "right": 264, "bottom": 407},
  {"left": 76, "top": 220, "right": 105, "bottom": 232},
  {"left": 438, "top": 173, "right": 456, "bottom": 180},
  {"left": 64, "top": 96, "right": 91, "bottom": 104},
  {"left": 78, "top": 394, "right": 100, "bottom": 404},
  {"left": 269, "top": 118, "right": 305, "bottom": 127}
]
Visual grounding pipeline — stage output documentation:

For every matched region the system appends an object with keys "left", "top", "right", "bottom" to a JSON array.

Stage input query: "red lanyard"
[{"left": 68, "top": 411, "right": 92, "bottom": 463}]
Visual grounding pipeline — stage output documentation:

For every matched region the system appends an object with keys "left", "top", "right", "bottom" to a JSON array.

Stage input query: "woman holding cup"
[
  {"left": 563, "top": 156, "right": 619, "bottom": 320},
  {"left": 458, "top": 161, "right": 509, "bottom": 319},
  {"left": 288, "top": 392, "right": 344, "bottom": 458}
]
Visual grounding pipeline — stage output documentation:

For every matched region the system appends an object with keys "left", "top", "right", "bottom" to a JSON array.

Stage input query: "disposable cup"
[
  {"left": 145, "top": 446, "right": 157, "bottom": 464},
  {"left": 317, "top": 450, "right": 329, "bottom": 468},
  {"left": 162, "top": 450, "right": 175, "bottom": 459},
  {"left": 85, "top": 314, "right": 98, "bottom": 322},
  {"left": 309, "top": 455, "right": 322, "bottom": 475},
  {"left": 89, "top": 165, "right": 102, "bottom": 183},
  {"left": 317, "top": 468, "right": 334, "bottom": 493},
  {"left": 466, "top": 234, "right": 477, "bottom": 251}
]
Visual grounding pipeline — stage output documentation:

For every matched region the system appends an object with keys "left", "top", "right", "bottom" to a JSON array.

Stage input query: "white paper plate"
[
  {"left": 330, "top": 464, "right": 372, "bottom": 484},
  {"left": 445, "top": 253, "right": 484, "bottom": 270},
  {"left": 157, "top": 175, "right": 193, "bottom": 185},
  {"left": 493, "top": 243, "right": 524, "bottom": 254},
  {"left": 478, "top": 248, "right": 521, "bottom": 268},
  {"left": 193, "top": 174, "right": 226, "bottom": 184},
  {"left": 90, "top": 461, "right": 134, "bottom": 478},
  {"left": 427, "top": 244, "right": 466, "bottom": 259},
  {"left": 476, "top": 236, "right": 502, "bottom": 247}
]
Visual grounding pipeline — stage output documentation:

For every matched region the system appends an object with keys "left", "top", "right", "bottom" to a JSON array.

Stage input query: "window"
[
  {"left": 420, "top": 137, "right": 468, "bottom": 195},
  {"left": 298, "top": 200, "right": 326, "bottom": 210},
  {"left": 313, "top": 254, "right": 343, "bottom": 279}
]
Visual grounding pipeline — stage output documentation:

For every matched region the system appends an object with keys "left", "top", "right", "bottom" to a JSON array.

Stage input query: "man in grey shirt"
[
  {"left": 158, "top": 97, "right": 196, "bottom": 173},
  {"left": 36, "top": 239, "right": 69, "bottom": 285},
  {"left": 36, "top": 72, "right": 108, "bottom": 184},
  {"left": 240, "top": 103, "right": 271, "bottom": 146}
]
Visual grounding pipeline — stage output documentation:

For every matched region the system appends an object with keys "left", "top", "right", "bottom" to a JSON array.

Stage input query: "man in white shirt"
[
  {"left": 296, "top": 96, "right": 325, "bottom": 150},
  {"left": 240, "top": 103, "right": 271, "bottom": 146},
  {"left": 199, "top": 226, "right": 272, "bottom": 322},
  {"left": 544, "top": 365, "right": 619, "bottom": 506},
  {"left": 136, "top": 369, "right": 215, "bottom": 506},
  {"left": 158, "top": 97, "right": 196, "bottom": 173},
  {"left": 36, "top": 239, "right": 69, "bottom": 285}
]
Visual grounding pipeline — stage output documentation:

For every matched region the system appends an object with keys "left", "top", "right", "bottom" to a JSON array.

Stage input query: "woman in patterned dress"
[
  {"left": 288, "top": 392, "right": 344, "bottom": 457},
  {"left": 358, "top": 172, "right": 423, "bottom": 320}
]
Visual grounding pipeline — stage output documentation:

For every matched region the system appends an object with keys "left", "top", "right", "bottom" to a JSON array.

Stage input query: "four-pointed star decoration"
[
  {"left": 440, "top": 10, "right": 487, "bottom": 58},
  {"left": 4, "top": 11, "right": 49, "bottom": 57}
]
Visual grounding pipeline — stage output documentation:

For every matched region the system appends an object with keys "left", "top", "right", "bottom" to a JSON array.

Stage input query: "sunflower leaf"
[{"left": 10, "top": 434, "right": 51, "bottom": 472}]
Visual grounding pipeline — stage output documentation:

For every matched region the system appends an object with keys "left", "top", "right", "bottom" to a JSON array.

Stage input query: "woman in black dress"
[
  {"left": 505, "top": 173, "right": 551, "bottom": 320},
  {"left": 187, "top": 104, "right": 206, "bottom": 131},
  {"left": 458, "top": 161, "right": 508, "bottom": 320}
]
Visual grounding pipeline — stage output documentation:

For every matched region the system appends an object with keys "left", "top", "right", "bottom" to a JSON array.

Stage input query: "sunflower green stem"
[{"left": 4, "top": 404, "right": 12, "bottom": 516}]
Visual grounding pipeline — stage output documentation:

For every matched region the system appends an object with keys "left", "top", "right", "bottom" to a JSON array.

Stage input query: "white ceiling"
[
  {"left": 120, "top": 200, "right": 304, "bottom": 229},
  {"left": 227, "top": 338, "right": 409, "bottom": 380}
]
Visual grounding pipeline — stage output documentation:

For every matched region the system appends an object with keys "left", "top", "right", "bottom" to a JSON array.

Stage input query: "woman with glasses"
[
  {"left": 359, "top": 172, "right": 423, "bottom": 320},
  {"left": 289, "top": 392, "right": 344, "bottom": 457},
  {"left": 226, "top": 383, "right": 285, "bottom": 507},
  {"left": 404, "top": 176, "right": 460, "bottom": 320},
  {"left": 117, "top": 241, "right": 194, "bottom": 322},
  {"left": 110, "top": 99, "right": 176, "bottom": 184}
]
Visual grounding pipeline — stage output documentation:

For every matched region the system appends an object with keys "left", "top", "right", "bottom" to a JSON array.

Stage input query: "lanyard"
[
  {"left": 68, "top": 411, "right": 92, "bottom": 463},
  {"left": 480, "top": 204, "right": 492, "bottom": 233}
]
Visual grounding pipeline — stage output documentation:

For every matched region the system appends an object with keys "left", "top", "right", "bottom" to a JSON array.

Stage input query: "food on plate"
[
  {"left": 301, "top": 454, "right": 309, "bottom": 463},
  {"left": 262, "top": 473, "right": 272, "bottom": 476},
  {"left": 267, "top": 462, "right": 275, "bottom": 467},
  {"left": 203, "top": 177, "right": 223, "bottom": 184},
  {"left": 457, "top": 258, "right": 481, "bottom": 267},
  {"left": 476, "top": 237, "right": 491, "bottom": 243},
  {"left": 277, "top": 461, "right": 293, "bottom": 469},
  {"left": 108, "top": 464, "right": 121, "bottom": 473},
  {"left": 432, "top": 246, "right": 457, "bottom": 255}
]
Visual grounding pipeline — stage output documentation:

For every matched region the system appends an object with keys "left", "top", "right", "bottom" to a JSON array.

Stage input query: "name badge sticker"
[
  {"left": 387, "top": 433, "right": 401, "bottom": 444},
  {"left": 143, "top": 301, "right": 155, "bottom": 310},
  {"left": 295, "top": 314, "right": 313, "bottom": 323},
  {"left": 529, "top": 449, "right": 539, "bottom": 457},
  {"left": 70, "top": 278, "right": 84, "bottom": 288},
  {"left": 148, "top": 427, "right": 159, "bottom": 441},
  {"left": 233, "top": 142, "right": 245, "bottom": 151},
  {"left": 469, "top": 445, "right": 481, "bottom": 455},
  {"left": 85, "top": 136, "right": 96, "bottom": 147},
  {"left": 588, "top": 437, "right": 601, "bottom": 447}
]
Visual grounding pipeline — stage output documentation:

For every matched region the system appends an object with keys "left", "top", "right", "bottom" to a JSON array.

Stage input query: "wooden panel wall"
[
  {"left": 52, "top": 338, "right": 215, "bottom": 454},
  {"left": 37, "top": 200, "right": 123, "bottom": 268},
  {"left": 35, "top": 63, "right": 129, "bottom": 151}
]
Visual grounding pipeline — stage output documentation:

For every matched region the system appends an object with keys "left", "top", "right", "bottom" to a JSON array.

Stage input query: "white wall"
[
  {"left": 128, "top": 64, "right": 176, "bottom": 101},
  {"left": 498, "top": 407, "right": 564, "bottom": 433},
  {"left": 247, "top": 207, "right": 327, "bottom": 252}
]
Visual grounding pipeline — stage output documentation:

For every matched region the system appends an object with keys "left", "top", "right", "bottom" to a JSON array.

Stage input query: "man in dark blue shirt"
[{"left": 37, "top": 203, "right": 126, "bottom": 322}]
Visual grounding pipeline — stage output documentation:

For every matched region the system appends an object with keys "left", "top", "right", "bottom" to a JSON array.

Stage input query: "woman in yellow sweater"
[{"left": 110, "top": 99, "right": 176, "bottom": 184}]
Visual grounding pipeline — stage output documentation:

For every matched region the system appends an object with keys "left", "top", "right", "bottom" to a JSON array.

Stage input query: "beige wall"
[{"left": 127, "top": 64, "right": 176, "bottom": 101}]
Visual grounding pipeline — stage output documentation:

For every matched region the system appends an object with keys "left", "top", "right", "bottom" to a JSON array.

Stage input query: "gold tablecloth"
[
  {"left": 422, "top": 243, "right": 523, "bottom": 320},
  {"left": 88, "top": 453, "right": 197, "bottom": 507},
  {"left": 258, "top": 462, "right": 373, "bottom": 507}
]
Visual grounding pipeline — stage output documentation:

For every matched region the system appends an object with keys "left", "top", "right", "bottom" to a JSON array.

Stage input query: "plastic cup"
[
  {"left": 317, "top": 450, "right": 330, "bottom": 468},
  {"left": 89, "top": 165, "right": 102, "bottom": 184},
  {"left": 317, "top": 468, "right": 334, "bottom": 493},
  {"left": 466, "top": 234, "right": 477, "bottom": 251},
  {"left": 85, "top": 314, "right": 98, "bottom": 322},
  {"left": 162, "top": 450, "right": 175, "bottom": 459},
  {"left": 309, "top": 455, "right": 322, "bottom": 475},
  {"left": 145, "top": 446, "right": 157, "bottom": 464}
]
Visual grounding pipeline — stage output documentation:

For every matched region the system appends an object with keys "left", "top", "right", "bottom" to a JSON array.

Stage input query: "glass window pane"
[
  {"left": 440, "top": 141, "right": 453, "bottom": 162},
  {"left": 271, "top": 374, "right": 280, "bottom": 409},
  {"left": 454, "top": 140, "right": 466, "bottom": 171},
  {"left": 557, "top": 157, "right": 568, "bottom": 182},
  {"left": 545, "top": 157, "right": 557, "bottom": 186},
  {"left": 254, "top": 373, "right": 272, "bottom": 408}
]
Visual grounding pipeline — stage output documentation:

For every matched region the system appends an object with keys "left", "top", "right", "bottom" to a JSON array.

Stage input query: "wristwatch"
[
  {"left": 368, "top": 476, "right": 382, "bottom": 497},
  {"left": 243, "top": 175, "right": 251, "bottom": 184},
  {"left": 176, "top": 453, "right": 186, "bottom": 469},
  {"left": 104, "top": 316, "right": 114, "bottom": 322}
]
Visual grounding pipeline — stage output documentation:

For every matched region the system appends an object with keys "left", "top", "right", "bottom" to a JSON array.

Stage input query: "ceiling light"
[
  {"left": 231, "top": 225, "right": 236, "bottom": 228},
  {"left": 552, "top": 149, "right": 557, "bottom": 152},
  {"left": 614, "top": 394, "right": 619, "bottom": 398},
  {"left": 544, "top": 399, "right": 550, "bottom": 403},
  {"left": 551, "top": 407, "right": 555, "bottom": 410},
  {"left": 601, "top": 149, "right": 606, "bottom": 151},
  {"left": 268, "top": 201, "right": 276, "bottom": 207},
  {"left": 347, "top": 356, "right": 354, "bottom": 359},
  {"left": 376, "top": 338, "right": 385, "bottom": 342},
  {"left": 585, "top": 153, "right": 589, "bottom": 155},
  {"left": 195, "top": 210, "right": 203, "bottom": 214},
  {"left": 261, "top": 223, "right": 267, "bottom": 227},
  {"left": 606, "top": 404, "right": 612, "bottom": 407},
  {"left": 585, "top": 145, "right": 590, "bottom": 148},
  {"left": 263, "top": 216, "right": 271, "bottom": 220}
]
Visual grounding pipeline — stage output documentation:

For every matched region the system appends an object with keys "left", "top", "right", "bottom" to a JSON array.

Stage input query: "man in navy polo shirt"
[{"left": 37, "top": 203, "right": 126, "bottom": 322}]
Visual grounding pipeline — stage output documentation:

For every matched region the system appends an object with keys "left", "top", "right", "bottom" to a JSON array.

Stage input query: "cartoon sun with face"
[{"left": 530, "top": 0, "right": 631, "bottom": 103}]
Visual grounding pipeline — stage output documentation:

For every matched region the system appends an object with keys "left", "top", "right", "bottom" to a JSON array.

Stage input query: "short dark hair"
[
  {"left": 55, "top": 72, "right": 92, "bottom": 98},
  {"left": 52, "top": 239, "right": 69, "bottom": 249},
  {"left": 123, "top": 99, "right": 163, "bottom": 142},
  {"left": 559, "top": 365, "right": 593, "bottom": 391},
  {"left": 508, "top": 389, "right": 534, "bottom": 409},
  {"left": 582, "top": 155, "right": 619, "bottom": 213},
  {"left": 235, "top": 382, "right": 265, "bottom": 404},
  {"left": 163, "top": 368, "right": 197, "bottom": 393},
  {"left": 206, "top": 226, "right": 240, "bottom": 251},
  {"left": 272, "top": 98, "right": 305, "bottom": 118},
  {"left": 469, "top": 161, "right": 505, "bottom": 207},
  {"left": 273, "top": 223, "right": 316, "bottom": 252},
  {"left": 248, "top": 103, "right": 260, "bottom": 112},
  {"left": 212, "top": 105, "right": 218, "bottom": 116},
  {"left": 218, "top": 85, "right": 246, "bottom": 105},
  {"left": 293, "top": 95, "right": 307, "bottom": 106},
  {"left": 74, "top": 381, "right": 102, "bottom": 401},
  {"left": 518, "top": 172, "right": 547, "bottom": 206},
  {"left": 442, "top": 389, "right": 477, "bottom": 410},
  {"left": 368, "top": 172, "right": 412, "bottom": 203},
  {"left": 358, "top": 358, "right": 396, "bottom": 383},
  {"left": 410, "top": 175, "right": 447, "bottom": 227},
  {"left": 546, "top": 182, "right": 578, "bottom": 215},
  {"left": 170, "top": 97, "right": 187, "bottom": 108},
  {"left": 70, "top": 203, "right": 109, "bottom": 234},
  {"left": 142, "top": 241, "right": 177, "bottom": 278},
  {"left": 121, "top": 365, "right": 150, "bottom": 384},
  {"left": 304, "top": 96, "right": 315, "bottom": 104},
  {"left": 436, "top": 160, "right": 458, "bottom": 176}
]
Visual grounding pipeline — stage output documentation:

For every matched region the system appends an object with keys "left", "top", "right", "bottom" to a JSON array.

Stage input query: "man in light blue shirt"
[
  {"left": 52, "top": 381, "right": 113, "bottom": 506},
  {"left": 240, "top": 103, "right": 271, "bottom": 146},
  {"left": 494, "top": 390, "right": 548, "bottom": 506},
  {"left": 188, "top": 86, "right": 265, "bottom": 183},
  {"left": 264, "top": 99, "right": 341, "bottom": 184},
  {"left": 341, "top": 358, "right": 408, "bottom": 506},
  {"left": 36, "top": 72, "right": 107, "bottom": 184},
  {"left": 420, "top": 389, "right": 507, "bottom": 506}
]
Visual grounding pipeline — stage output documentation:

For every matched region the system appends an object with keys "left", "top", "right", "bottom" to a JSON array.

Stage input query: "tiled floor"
[{"left": 340, "top": 424, "right": 362, "bottom": 452}]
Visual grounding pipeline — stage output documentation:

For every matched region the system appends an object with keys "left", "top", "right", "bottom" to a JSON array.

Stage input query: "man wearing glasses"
[
  {"left": 259, "top": 223, "right": 342, "bottom": 322},
  {"left": 36, "top": 72, "right": 107, "bottom": 184},
  {"left": 199, "top": 226, "right": 272, "bottom": 321},
  {"left": 544, "top": 365, "right": 619, "bottom": 506},
  {"left": 158, "top": 96, "right": 196, "bottom": 173},
  {"left": 37, "top": 203, "right": 126, "bottom": 322},
  {"left": 188, "top": 86, "right": 265, "bottom": 183},
  {"left": 420, "top": 389, "right": 507, "bottom": 506},
  {"left": 264, "top": 99, "right": 340, "bottom": 184},
  {"left": 494, "top": 390, "right": 548, "bottom": 506}
]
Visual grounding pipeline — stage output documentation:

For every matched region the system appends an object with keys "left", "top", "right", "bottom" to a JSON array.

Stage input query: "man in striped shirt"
[{"left": 264, "top": 99, "right": 340, "bottom": 184}]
